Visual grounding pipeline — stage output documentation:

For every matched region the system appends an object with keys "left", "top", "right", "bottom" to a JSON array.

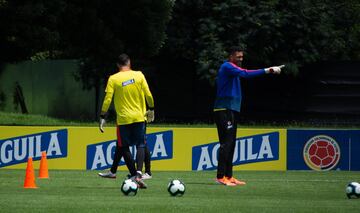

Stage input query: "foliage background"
[{"left": 0, "top": 0, "right": 359, "bottom": 124}]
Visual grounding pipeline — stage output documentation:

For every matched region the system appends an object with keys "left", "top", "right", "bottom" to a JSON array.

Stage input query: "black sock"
[
  {"left": 120, "top": 146, "right": 136, "bottom": 176},
  {"left": 110, "top": 146, "right": 122, "bottom": 174},
  {"left": 136, "top": 146, "right": 145, "bottom": 172},
  {"left": 144, "top": 146, "right": 151, "bottom": 174}
]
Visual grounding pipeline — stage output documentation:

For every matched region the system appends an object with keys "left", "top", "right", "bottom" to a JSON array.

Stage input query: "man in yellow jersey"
[{"left": 99, "top": 54, "right": 154, "bottom": 188}]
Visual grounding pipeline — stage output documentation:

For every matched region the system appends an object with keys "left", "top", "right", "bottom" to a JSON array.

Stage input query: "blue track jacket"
[{"left": 214, "top": 61, "right": 266, "bottom": 112}]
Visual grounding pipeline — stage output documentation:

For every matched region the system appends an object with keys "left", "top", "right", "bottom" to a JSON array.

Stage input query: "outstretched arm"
[
  {"left": 225, "top": 62, "right": 266, "bottom": 78},
  {"left": 225, "top": 62, "right": 284, "bottom": 78}
]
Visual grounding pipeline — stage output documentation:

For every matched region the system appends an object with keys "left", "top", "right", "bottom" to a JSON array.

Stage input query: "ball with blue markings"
[{"left": 346, "top": 182, "right": 360, "bottom": 199}]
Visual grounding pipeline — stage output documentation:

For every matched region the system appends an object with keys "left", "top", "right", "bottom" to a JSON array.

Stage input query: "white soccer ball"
[
  {"left": 346, "top": 182, "right": 360, "bottom": 199},
  {"left": 121, "top": 179, "right": 138, "bottom": 196},
  {"left": 167, "top": 179, "right": 185, "bottom": 196}
]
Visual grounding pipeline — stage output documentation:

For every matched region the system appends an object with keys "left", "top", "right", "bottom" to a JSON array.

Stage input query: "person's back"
[
  {"left": 99, "top": 54, "right": 154, "bottom": 189},
  {"left": 108, "top": 70, "right": 152, "bottom": 125}
]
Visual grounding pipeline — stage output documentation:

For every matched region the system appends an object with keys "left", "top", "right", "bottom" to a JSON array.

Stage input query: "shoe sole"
[
  {"left": 98, "top": 174, "right": 116, "bottom": 179},
  {"left": 131, "top": 177, "right": 148, "bottom": 189},
  {"left": 215, "top": 179, "right": 236, "bottom": 186},
  {"left": 138, "top": 184, "right": 147, "bottom": 189},
  {"left": 229, "top": 180, "right": 246, "bottom": 185},
  {"left": 136, "top": 181, "right": 148, "bottom": 189},
  {"left": 228, "top": 179, "right": 246, "bottom": 185},
  {"left": 141, "top": 176, "right": 152, "bottom": 180},
  {"left": 233, "top": 182, "right": 246, "bottom": 185}
]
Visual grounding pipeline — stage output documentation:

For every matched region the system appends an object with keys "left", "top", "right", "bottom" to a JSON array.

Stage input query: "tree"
[
  {"left": 0, "top": 0, "right": 66, "bottom": 62},
  {"left": 59, "top": 0, "right": 173, "bottom": 86},
  {"left": 165, "top": 0, "right": 360, "bottom": 84},
  {"left": 0, "top": 0, "right": 174, "bottom": 118},
  {"left": 59, "top": 0, "right": 173, "bottom": 117}
]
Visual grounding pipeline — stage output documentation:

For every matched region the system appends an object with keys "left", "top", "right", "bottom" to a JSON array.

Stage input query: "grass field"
[
  {"left": 1, "top": 170, "right": 359, "bottom": 213},
  {"left": 0, "top": 111, "right": 98, "bottom": 126},
  {"left": 2, "top": 111, "right": 360, "bottom": 128},
  {"left": 1, "top": 111, "right": 360, "bottom": 212}
]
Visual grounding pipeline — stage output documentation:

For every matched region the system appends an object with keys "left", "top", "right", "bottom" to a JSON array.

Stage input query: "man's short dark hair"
[
  {"left": 227, "top": 46, "right": 244, "bottom": 56},
  {"left": 117, "top": 54, "right": 130, "bottom": 66}
]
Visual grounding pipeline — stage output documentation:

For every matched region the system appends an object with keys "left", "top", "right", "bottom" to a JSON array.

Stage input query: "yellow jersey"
[{"left": 101, "top": 70, "right": 154, "bottom": 125}]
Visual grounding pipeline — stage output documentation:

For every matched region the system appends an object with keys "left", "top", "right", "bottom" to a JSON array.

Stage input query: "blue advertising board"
[
  {"left": 348, "top": 130, "right": 360, "bottom": 171},
  {"left": 86, "top": 130, "right": 173, "bottom": 170},
  {"left": 287, "top": 130, "right": 360, "bottom": 171},
  {"left": 0, "top": 129, "right": 68, "bottom": 168},
  {"left": 192, "top": 132, "right": 280, "bottom": 171}
]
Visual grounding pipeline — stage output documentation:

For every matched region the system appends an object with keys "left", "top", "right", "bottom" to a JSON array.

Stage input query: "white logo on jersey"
[{"left": 122, "top": 79, "right": 135, "bottom": 86}]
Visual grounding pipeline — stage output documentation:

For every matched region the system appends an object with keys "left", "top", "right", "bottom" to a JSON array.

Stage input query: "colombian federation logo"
[{"left": 303, "top": 135, "right": 340, "bottom": 171}]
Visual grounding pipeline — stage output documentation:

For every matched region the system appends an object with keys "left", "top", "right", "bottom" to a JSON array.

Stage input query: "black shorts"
[{"left": 116, "top": 122, "right": 146, "bottom": 148}]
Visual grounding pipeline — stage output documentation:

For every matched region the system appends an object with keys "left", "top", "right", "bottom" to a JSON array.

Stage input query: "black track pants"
[{"left": 214, "top": 110, "right": 238, "bottom": 179}]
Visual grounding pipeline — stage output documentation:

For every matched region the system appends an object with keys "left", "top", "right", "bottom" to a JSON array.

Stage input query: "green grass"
[
  {"left": 0, "top": 111, "right": 98, "bottom": 126},
  {"left": 0, "top": 111, "right": 214, "bottom": 127},
  {"left": 2, "top": 111, "right": 359, "bottom": 128},
  {"left": 1, "top": 111, "right": 360, "bottom": 212},
  {"left": 0, "top": 170, "right": 359, "bottom": 213}
]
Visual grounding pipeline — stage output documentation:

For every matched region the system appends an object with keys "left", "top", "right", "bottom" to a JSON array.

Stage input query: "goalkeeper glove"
[
  {"left": 265, "top": 65, "right": 285, "bottom": 74},
  {"left": 145, "top": 109, "right": 155, "bottom": 123},
  {"left": 99, "top": 114, "right": 106, "bottom": 133}
]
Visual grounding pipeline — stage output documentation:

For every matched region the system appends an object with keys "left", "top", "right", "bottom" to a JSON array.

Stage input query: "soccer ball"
[
  {"left": 345, "top": 182, "right": 360, "bottom": 199},
  {"left": 121, "top": 179, "right": 138, "bottom": 196},
  {"left": 167, "top": 179, "right": 185, "bottom": 196}
]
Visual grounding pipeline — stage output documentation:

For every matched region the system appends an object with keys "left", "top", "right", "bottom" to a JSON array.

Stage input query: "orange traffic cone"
[
  {"left": 24, "top": 157, "right": 37, "bottom": 188},
  {"left": 38, "top": 151, "right": 49, "bottom": 179}
]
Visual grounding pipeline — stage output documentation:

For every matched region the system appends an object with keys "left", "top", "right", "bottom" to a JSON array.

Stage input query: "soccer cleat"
[
  {"left": 216, "top": 177, "right": 236, "bottom": 186},
  {"left": 226, "top": 177, "right": 246, "bottom": 185},
  {"left": 130, "top": 176, "right": 148, "bottom": 189},
  {"left": 98, "top": 171, "right": 116, "bottom": 178},
  {"left": 142, "top": 172, "right": 152, "bottom": 180},
  {"left": 136, "top": 177, "right": 148, "bottom": 189}
]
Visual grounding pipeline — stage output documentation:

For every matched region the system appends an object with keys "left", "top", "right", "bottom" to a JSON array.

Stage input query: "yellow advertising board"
[{"left": 0, "top": 126, "right": 286, "bottom": 171}]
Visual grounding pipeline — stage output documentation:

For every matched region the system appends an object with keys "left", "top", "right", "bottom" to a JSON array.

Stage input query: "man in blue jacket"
[{"left": 214, "top": 46, "right": 283, "bottom": 186}]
